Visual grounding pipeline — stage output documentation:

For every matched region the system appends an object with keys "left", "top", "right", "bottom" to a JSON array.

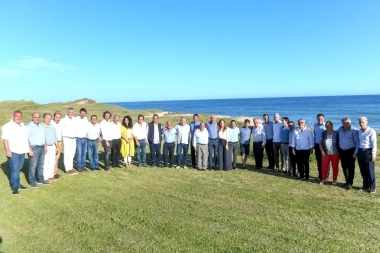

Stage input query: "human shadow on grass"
[
  {"left": 0, "top": 236, "right": 3, "bottom": 253},
  {"left": 1, "top": 156, "right": 29, "bottom": 189}
]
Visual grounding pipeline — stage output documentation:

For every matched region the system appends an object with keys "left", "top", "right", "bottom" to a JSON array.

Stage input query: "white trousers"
[
  {"left": 44, "top": 145, "right": 56, "bottom": 180},
  {"left": 63, "top": 137, "right": 76, "bottom": 171}
]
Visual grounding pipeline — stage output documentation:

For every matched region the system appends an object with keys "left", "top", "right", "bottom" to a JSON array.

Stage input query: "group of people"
[{"left": 2, "top": 108, "right": 377, "bottom": 195}]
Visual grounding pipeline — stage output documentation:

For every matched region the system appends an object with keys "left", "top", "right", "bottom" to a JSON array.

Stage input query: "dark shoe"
[
  {"left": 12, "top": 189, "right": 19, "bottom": 195},
  {"left": 39, "top": 181, "right": 50, "bottom": 185},
  {"left": 347, "top": 184, "right": 353, "bottom": 190},
  {"left": 66, "top": 170, "right": 74, "bottom": 175},
  {"left": 72, "top": 170, "right": 78, "bottom": 175},
  {"left": 19, "top": 185, "right": 28, "bottom": 190},
  {"left": 105, "top": 167, "right": 110, "bottom": 172},
  {"left": 77, "top": 169, "right": 83, "bottom": 172},
  {"left": 30, "top": 184, "right": 38, "bottom": 188},
  {"left": 54, "top": 174, "right": 60, "bottom": 179},
  {"left": 49, "top": 177, "right": 58, "bottom": 181},
  {"left": 370, "top": 189, "right": 376, "bottom": 194},
  {"left": 116, "top": 165, "right": 122, "bottom": 168},
  {"left": 82, "top": 168, "right": 89, "bottom": 172},
  {"left": 143, "top": 164, "right": 148, "bottom": 167},
  {"left": 297, "top": 177, "right": 305, "bottom": 181}
]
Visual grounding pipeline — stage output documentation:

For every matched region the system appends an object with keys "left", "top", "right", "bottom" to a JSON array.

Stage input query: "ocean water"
[{"left": 107, "top": 95, "right": 380, "bottom": 130}]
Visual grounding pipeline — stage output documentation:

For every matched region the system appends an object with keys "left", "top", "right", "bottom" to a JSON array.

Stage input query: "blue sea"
[{"left": 107, "top": 95, "right": 380, "bottom": 130}]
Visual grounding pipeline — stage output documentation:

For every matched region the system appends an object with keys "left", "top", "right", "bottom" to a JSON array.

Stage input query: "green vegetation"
[{"left": 0, "top": 99, "right": 379, "bottom": 252}]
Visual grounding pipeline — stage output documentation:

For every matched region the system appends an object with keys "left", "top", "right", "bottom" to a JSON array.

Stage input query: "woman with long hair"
[
  {"left": 121, "top": 116, "right": 135, "bottom": 168},
  {"left": 218, "top": 119, "right": 231, "bottom": 171}
]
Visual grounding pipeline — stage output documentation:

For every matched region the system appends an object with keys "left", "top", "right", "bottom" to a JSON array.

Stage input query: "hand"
[
  {"left": 106, "top": 141, "right": 110, "bottom": 147},
  {"left": 136, "top": 141, "right": 140, "bottom": 147},
  {"left": 310, "top": 149, "right": 313, "bottom": 155},
  {"left": 321, "top": 152, "right": 326, "bottom": 159},
  {"left": 44, "top": 148, "right": 48, "bottom": 154},
  {"left": 261, "top": 145, "right": 265, "bottom": 148},
  {"left": 353, "top": 153, "right": 357, "bottom": 159},
  {"left": 371, "top": 156, "right": 376, "bottom": 162},
  {"left": 292, "top": 149, "right": 296, "bottom": 156},
  {"left": 194, "top": 146, "right": 197, "bottom": 151},
  {"left": 29, "top": 150, "right": 34, "bottom": 157},
  {"left": 5, "top": 150, "right": 12, "bottom": 158},
  {"left": 225, "top": 145, "right": 228, "bottom": 151}
]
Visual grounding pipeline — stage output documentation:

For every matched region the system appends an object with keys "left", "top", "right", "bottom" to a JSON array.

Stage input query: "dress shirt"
[
  {"left": 313, "top": 123, "right": 326, "bottom": 144},
  {"left": 218, "top": 128, "right": 230, "bottom": 141},
  {"left": 154, "top": 124, "right": 160, "bottom": 144},
  {"left": 290, "top": 128, "right": 314, "bottom": 150},
  {"left": 162, "top": 128, "right": 177, "bottom": 143},
  {"left": 289, "top": 130, "right": 295, "bottom": 147},
  {"left": 193, "top": 129, "right": 209, "bottom": 147},
  {"left": 87, "top": 122, "right": 101, "bottom": 140},
  {"left": 61, "top": 116, "right": 76, "bottom": 138},
  {"left": 75, "top": 116, "right": 89, "bottom": 138},
  {"left": 175, "top": 124, "right": 190, "bottom": 144},
  {"left": 44, "top": 124, "right": 57, "bottom": 145},
  {"left": 263, "top": 121, "right": 274, "bottom": 139},
  {"left": 206, "top": 122, "right": 218, "bottom": 139},
  {"left": 337, "top": 126, "right": 359, "bottom": 153},
  {"left": 50, "top": 120, "right": 62, "bottom": 141},
  {"left": 100, "top": 119, "right": 113, "bottom": 141},
  {"left": 239, "top": 127, "right": 252, "bottom": 145},
  {"left": 280, "top": 126, "right": 290, "bottom": 143},
  {"left": 1, "top": 119, "right": 29, "bottom": 154},
  {"left": 26, "top": 121, "right": 46, "bottom": 146},
  {"left": 358, "top": 127, "right": 377, "bottom": 157},
  {"left": 228, "top": 127, "right": 240, "bottom": 142},
  {"left": 252, "top": 125, "right": 266, "bottom": 145},
  {"left": 111, "top": 122, "right": 122, "bottom": 140},
  {"left": 189, "top": 121, "right": 201, "bottom": 141},
  {"left": 272, "top": 122, "right": 282, "bottom": 142},
  {"left": 132, "top": 122, "right": 148, "bottom": 140}
]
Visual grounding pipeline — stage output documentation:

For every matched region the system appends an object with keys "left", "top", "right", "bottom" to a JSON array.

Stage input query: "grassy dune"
[{"left": 0, "top": 99, "right": 379, "bottom": 253}]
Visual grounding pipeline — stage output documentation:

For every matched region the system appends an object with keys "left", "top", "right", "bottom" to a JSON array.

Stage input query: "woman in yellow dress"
[{"left": 121, "top": 116, "right": 135, "bottom": 168}]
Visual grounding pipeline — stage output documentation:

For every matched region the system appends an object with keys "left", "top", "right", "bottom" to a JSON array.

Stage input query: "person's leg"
[
  {"left": 321, "top": 154, "right": 330, "bottom": 181},
  {"left": 225, "top": 146, "right": 232, "bottom": 170},
  {"left": 314, "top": 144, "right": 322, "bottom": 180},
  {"left": 169, "top": 143, "right": 175, "bottom": 166},
  {"left": 273, "top": 142, "right": 279, "bottom": 169},
  {"left": 28, "top": 147, "right": 38, "bottom": 186},
  {"left": 140, "top": 140, "right": 147, "bottom": 165},
  {"left": 196, "top": 146, "right": 202, "bottom": 170},
  {"left": 281, "top": 144, "right": 289, "bottom": 172},
  {"left": 102, "top": 140, "right": 112, "bottom": 169},
  {"left": 93, "top": 140, "right": 99, "bottom": 168},
  {"left": 253, "top": 143, "right": 259, "bottom": 167},
  {"left": 346, "top": 148, "right": 356, "bottom": 186},
  {"left": 218, "top": 140, "right": 224, "bottom": 170},
  {"left": 54, "top": 141, "right": 61, "bottom": 176},
  {"left": 296, "top": 150, "right": 304, "bottom": 179},
  {"left": 331, "top": 153, "right": 340, "bottom": 181},
  {"left": 176, "top": 143, "right": 183, "bottom": 166},
  {"left": 365, "top": 150, "right": 376, "bottom": 191},
  {"left": 357, "top": 150, "right": 368, "bottom": 189},
  {"left": 115, "top": 139, "right": 121, "bottom": 167},
  {"left": 265, "top": 139, "right": 274, "bottom": 168},
  {"left": 202, "top": 145, "right": 209, "bottom": 170},
  {"left": 135, "top": 143, "right": 142, "bottom": 165},
  {"left": 156, "top": 143, "right": 161, "bottom": 166},
  {"left": 36, "top": 147, "right": 45, "bottom": 183},
  {"left": 10, "top": 153, "right": 23, "bottom": 190},
  {"left": 191, "top": 145, "right": 196, "bottom": 168},
  {"left": 339, "top": 149, "right": 349, "bottom": 184},
  {"left": 87, "top": 140, "right": 94, "bottom": 169},
  {"left": 163, "top": 143, "right": 168, "bottom": 166},
  {"left": 81, "top": 138, "right": 87, "bottom": 168},
  {"left": 182, "top": 144, "right": 189, "bottom": 167},
  {"left": 303, "top": 150, "right": 311, "bottom": 180}
]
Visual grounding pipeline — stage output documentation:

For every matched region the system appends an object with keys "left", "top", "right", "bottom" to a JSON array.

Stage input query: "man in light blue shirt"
[
  {"left": 313, "top": 113, "right": 325, "bottom": 180},
  {"left": 87, "top": 115, "right": 101, "bottom": 170},
  {"left": 337, "top": 117, "right": 359, "bottom": 189},
  {"left": 189, "top": 114, "right": 200, "bottom": 168},
  {"left": 291, "top": 118, "right": 314, "bottom": 181},
  {"left": 206, "top": 115, "right": 218, "bottom": 169},
  {"left": 228, "top": 120, "right": 240, "bottom": 169},
  {"left": 26, "top": 112, "right": 49, "bottom": 187},
  {"left": 162, "top": 121, "right": 177, "bottom": 168},
  {"left": 239, "top": 119, "right": 252, "bottom": 168},
  {"left": 280, "top": 117, "right": 290, "bottom": 174}
]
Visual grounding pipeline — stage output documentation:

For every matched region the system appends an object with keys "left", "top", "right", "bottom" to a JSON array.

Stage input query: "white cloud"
[{"left": 0, "top": 56, "right": 77, "bottom": 78}]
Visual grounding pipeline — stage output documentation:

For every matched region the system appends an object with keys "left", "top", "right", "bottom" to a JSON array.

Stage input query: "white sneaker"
[
  {"left": 176, "top": 166, "right": 180, "bottom": 169},
  {"left": 332, "top": 180, "right": 337, "bottom": 185},
  {"left": 183, "top": 166, "right": 187, "bottom": 169}
]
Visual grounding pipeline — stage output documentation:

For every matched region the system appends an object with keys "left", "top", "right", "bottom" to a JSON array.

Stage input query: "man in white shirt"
[
  {"left": 193, "top": 122, "right": 209, "bottom": 170},
  {"left": 61, "top": 107, "right": 78, "bottom": 175},
  {"left": 357, "top": 117, "right": 377, "bottom": 193},
  {"left": 272, "top": 113, "right": 283, "bottom": 171},
  {"left": 133, "top": 114, "right": 148, "bottom": 167},
  {"left": 100, "top": 111, "right": 113, "bottom": 171},
  {"left": 291, "top": 118, "right": 314, "bottom": 181},
  {"left": 288, "top": 121, "right": 297, "bottom": 177},
  {"left": 87, "top": 115, "right": 101, "bottom": 170},
  {"left": 110, "top": 115, "right": 122, "bottom": 168},
  {"left": 252, "top": 117, "right": 266, "bottom": 169},
  {"left": 175, "top": 117, "right": 190, "bottom": 168},
  {"left": 2, "top": 110, "right": 30, "bottom": 195},
  {"left": 51, "top": 112, "right": 62, "bottom": 179},
  {"left": 75, "top": 108, "right": 89, "bottom": 172}
]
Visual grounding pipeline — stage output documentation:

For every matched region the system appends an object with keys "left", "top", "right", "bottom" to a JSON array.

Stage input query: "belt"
[
  {"left": 63, "top": 136, "right": 75, "bottom": 139},
  {"left": 138, "top": 139, "right": 145, "bottom": 141},
  {"left": 254, "top": 141, "right": 262, "bottom": 143},
  {"left": 32, "top": 145, "right": 44, "bottom": 147},
  {"left": 266, "top": 139, "right": 273, "bottom": 141},
  {"left": 229, "top": 142, "right": 238, "bottom": 144},
  {"left": 47, "top": 144, "right": 55, "bottom": 146},
  {"left": 359, "top": 148, "right": 372, "bottom": 151},
  {"left": 282, "top": 142, "right": 289, "bottom": 144},
  {"left": 87, "top": 138, "right": 98, "bottom": 141},
  {"left": 165, "top": 142, "right": 174, "bottom": 144},
  {"left": 197, "top": 143, "right": 207, "bottom": 145},
  {"left": 209, "top": 138, "right": 218, "bottom": 140}
]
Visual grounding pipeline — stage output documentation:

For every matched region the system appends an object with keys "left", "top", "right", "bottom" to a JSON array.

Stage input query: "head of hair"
[
  {"left": 282, "top": 117, "right": 289, "bottom": 123},
  {"left": 193, "top": 113, "right": 199, "bottom": 117},
  {"left": 289, "top": 120, "right": 295, "bottom": 125},
  {"left": 53, "top": 112, "right": 61, "bottom": 117},
  {"left": 122, "top": 116, "right": 133, "bottom": 128},
  {"left": 13, "top": 110, "right": 22, "bottom": 116},
  {"left": 230, "top": 120, "right": 236, "bottom": 124},
  {"left": 153, "top": 114, "right": 159, "bottom": 118},
  {"left": 263, "top": 113, "right": 269, "bottom": 118},
  {"left": 43, "top": 113, "right": 51, "bottom": 119},
  {"left": 91, "top": 115, "right": 97, "bottom": 119},
  {"left": 325, "top": 120, "right": 333, "bottom": 128},
  {"left": 80, "top": 108, "right": 87, "bottom": 113},
  {"left": 244, "top": 119, "right": 250, "bottom": 124},
  {"left": 138, "top": 114, "right": 144, "bottom": 120},
  {"left": 341, "top": 117, "right": 351, "bottom": 123},
  {"left": 103, "top": 111, "right": 112, "bottom": 119},
  {"left": 317, "top": 113, "right": 325, "bottom": 118},
  {"left": 218, "top": 119, "right": 226, "bottom": 132},
  {"left": 67, "top": 107, "right": 74, "bottom": 111},
  {"left": 358, "top": 116, "right": 368, "bottom": 122},
  {"left": 274, "top": 113, "right": 280, "bottom": 117}
]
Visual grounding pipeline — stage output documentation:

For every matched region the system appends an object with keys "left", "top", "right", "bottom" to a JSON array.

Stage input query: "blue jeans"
[
  {"left": 76, "top": 138, "right": 87, "bottom": 169},
  {"left": 29, "top": 146, "right": 45, "bottom": 186},
  {"left": 87, "top": 139, "right": 99, "bottom": 169},
  {"left": 9, "top": 152, "right": 25, "bottom": 190},
  {"left": 102, "top": 140, "right": 113, "bottom": 168},
  {"left": 150, "top": 143, "right": 161, "bottom": 166},
  {"left": 177, "top": 143, "right": 189, "bottom": 166},
  {"left": 135, "top": 139, "right": 147, "bottom": 165},
  {"left": 208, "top": 139, "right": 218, "bottom": 168}
]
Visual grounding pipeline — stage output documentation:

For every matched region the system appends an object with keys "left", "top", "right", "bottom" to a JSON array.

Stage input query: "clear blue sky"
[{"left": 1, "top": 0, "right": 379, "bottom": 103}]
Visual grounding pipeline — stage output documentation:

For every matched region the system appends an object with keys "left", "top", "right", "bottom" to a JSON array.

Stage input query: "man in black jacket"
[{"left": 147, "top": 114, "right": 162, "bottom": 167}]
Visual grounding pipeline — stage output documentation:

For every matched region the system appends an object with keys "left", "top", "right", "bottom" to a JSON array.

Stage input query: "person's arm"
[
  {"left": 261, "top": 127, "right": 266, "bottom": 147},
  {"left": 371, "top": 129, "right": 377, "bottom": 162},
  {"left": 309, "top": 130, "right": 314, "bottom": 154},
  {"left": 319, "top": 138, "right": 325, "bottom": 159},
  {"left": 3, "top": 139, "right": 12, "bottom": 158},
  {"left": 353, "top": 129, "right": 359, "bottom": 158},
  {"left": 193, "top": 131, "right": 197, "bottom": 151},
  {"left": 225, "top": 129, "right": 229, "bottom": 150}
]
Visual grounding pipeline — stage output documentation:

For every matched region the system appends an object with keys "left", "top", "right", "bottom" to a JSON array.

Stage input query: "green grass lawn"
[{"left": 0, "top": 100, "right": 380, "bottom": 252}]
